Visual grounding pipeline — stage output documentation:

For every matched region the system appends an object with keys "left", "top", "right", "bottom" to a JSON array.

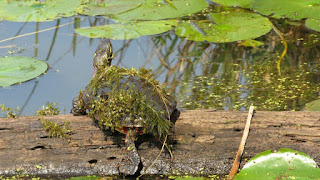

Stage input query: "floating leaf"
[
  {"left": 0, "top": 56, "right": 48, "bottom": 87},
  {"left": 113, "top": 0, "right": 208, "bottom": 21},
  {"left": 210, "top": 0, "right": 253, "bottom": 8},
  {"left": 0, "top": 0, "right": 82, "bottom": 22},
  {"left": 239, "top": 39, "right": 264, "bottom": 47},
  {"left": 175, "top": 11, "right": 272, "bottom": 43},
  {"left": 305, "top": 99, "right": 320, "bottom": 111},
  {"left": 305, "top": 18, "right": 320, "bottom": 32},
  {"left": 252, "top": 0, "right": 320, "bottom": 20},
  {"left": 80, "top": 0, "right": 141, "bottom": 17},
  {"left": 234, "top": 149, "right": 320, "bottom": 180},
  {"left": 76, "top": 20, "right": 178, "bottom": 40}
]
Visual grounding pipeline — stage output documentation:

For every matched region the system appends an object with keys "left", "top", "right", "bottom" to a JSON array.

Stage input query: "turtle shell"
[{"left": 78, "top": 67, "right": 180, "bottom": 136}]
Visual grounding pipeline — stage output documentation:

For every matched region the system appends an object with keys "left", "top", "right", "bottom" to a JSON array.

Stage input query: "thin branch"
[
  {"left": 0, "top": 21, "right": 76, "bottom": 44},
  {"left": 272, "top": 25, "right": 288, "bottom": 76},
  {"left": 138, "top": 135, "right": 168, "bottom": 179},
  {"left": 228, "top": 106, "right": 255, "bottom": 180}
]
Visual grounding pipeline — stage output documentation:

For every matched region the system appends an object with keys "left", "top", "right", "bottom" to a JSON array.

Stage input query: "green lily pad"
[
  {"left": 252, "top": 0, "right": 320, "bottom": 20},
  {"left": 210, "top": 0, "right": 253, "bottom": 8},
  {"left": 175, "top": 11, "right": 272, "bottom": 43},
  {"left": 76, "top": 19, "right": 178, "bottom": 40},
  {"left": 0, "top": 0, "right": 82, "bottom": 22},
  {"left": 234, "top": 148, "right": 320, "bottom": 180},
  {"left": 80, "top": 0, "right": 142, "bottom": 17},
  {"left": 305, "top": 18, "right": 320, "bottom": 32},
  {"left": 305, "top": 99, "right": 320, "bottom": 111},
  {"left": 113, "top": 0, "right": 208, "bottom": 21},
  {"left": 0, "top": 56, "right": 48, "bottom": 87}
]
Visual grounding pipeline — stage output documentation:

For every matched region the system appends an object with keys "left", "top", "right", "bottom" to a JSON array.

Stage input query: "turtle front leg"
[{"left": 118, "top": 128, "right": 141, "bottom": 175}]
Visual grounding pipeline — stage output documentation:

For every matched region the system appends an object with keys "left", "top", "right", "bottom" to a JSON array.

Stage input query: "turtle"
[{"left": 71, "top": 39, "right": 180, "bottom": 175}]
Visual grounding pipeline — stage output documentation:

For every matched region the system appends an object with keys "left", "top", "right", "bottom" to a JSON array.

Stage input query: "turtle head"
[{"left": 93, "top": 39, "right": 113, "bottom": 75}]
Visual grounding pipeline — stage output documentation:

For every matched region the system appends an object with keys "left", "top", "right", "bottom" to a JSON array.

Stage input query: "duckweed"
[{"left": 180, "top": 60, "right": 320, "bottom": 111}]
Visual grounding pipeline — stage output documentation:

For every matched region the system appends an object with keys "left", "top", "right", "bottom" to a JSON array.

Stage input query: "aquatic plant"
[
  {"left": 0, "top": 104, "right": 20, "bottom": 118},
  {"left": 180, "top": 60, "right": 320, "bottom": 111},
  {"left": 0, "top": 56, "right": 48, "bottom": 87},
  {"left": 41, "top": 119, "right": 71, "bottom": 138},
  {"left": 35, "top": 102, "right": 61, "bottom": 116},
  {"left": 234, "top": 149, "right": 320, "bottom": 180}
]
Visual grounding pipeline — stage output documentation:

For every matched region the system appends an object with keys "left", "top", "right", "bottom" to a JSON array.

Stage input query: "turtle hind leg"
[{"left": 118, "top": 128, "right": 141, "bottom": 176}]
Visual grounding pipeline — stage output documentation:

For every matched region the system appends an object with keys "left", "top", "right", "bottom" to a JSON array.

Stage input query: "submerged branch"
[{"left": 272, "top": 25, "right": 288, "bottom": 76}]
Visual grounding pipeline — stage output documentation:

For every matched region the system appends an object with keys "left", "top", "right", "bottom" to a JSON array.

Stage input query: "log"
[{"left": 0, "top": 110, "right": 320, "bottom": 176}]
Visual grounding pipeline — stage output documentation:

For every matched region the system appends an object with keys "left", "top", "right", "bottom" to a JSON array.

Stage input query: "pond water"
[
  {"left": 1, "top": 16, "right": 320, "bottom": 117},
  {"left": 0, "top": 17, "right": 182, "bottom": 116}
]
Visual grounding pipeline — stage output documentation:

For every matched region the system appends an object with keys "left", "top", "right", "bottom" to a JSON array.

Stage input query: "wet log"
[{"left": 0, "top": 110, "right": 320, "bottom": 176}]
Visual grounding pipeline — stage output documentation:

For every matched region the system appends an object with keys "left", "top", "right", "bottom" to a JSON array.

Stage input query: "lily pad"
[
  {"left": 113, "top": 0, "right": 208, "bottom": 21},
  {"left": 305, "top": 18, "right": 320, "bottom": 32},
  {"left": 0, "top": 0, "right": 82, "bottom": 22},
  {"left": 234, "top": 148, "right": 320, "bottom": 180},
  {"left": 252, "top": 0, "right": 320, "bottom": 20},
  {"left": 76, "top": 19, "right": 178, "bottom": 40},
  {"left": 175, "top": 11, "right": 272, "bottom": 43},
  {"left": 0, "top": 56, "right": 48, "bottom": 87},
  {"left": 80, "top": 0, "right": 142, "bottom": 17},
  {"left": 305, "top": 99, "right": 320, "bottom": 111},
  {"left": 210, "top": 0, "right": 253, "bottom": 8}
]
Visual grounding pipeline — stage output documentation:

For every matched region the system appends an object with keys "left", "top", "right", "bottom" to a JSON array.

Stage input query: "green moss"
[
  {"left": 41, "top": 119, "right": 71, "bottom": 138},
  {"left": 0, "top": 104, "right": 20, "bottom": 118},
  {"left": 78, "top": 66, "right": 173, "bottom": 137},
  {"left": 35, "top": 102, "right": 61, "bottom": 116}
]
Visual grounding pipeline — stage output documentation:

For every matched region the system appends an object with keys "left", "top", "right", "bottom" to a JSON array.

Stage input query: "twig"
[
  {"left": 228, "top": 106, "right": 255, "bottom": 180},
  {"left": 0, "top": 20, "right": 76, "bottom": 43},
  {"left": 137, "top": 135, "right": 168, "bottom": 179}
]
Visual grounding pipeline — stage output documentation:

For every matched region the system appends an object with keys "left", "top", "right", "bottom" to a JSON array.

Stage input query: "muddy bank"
[{"left": 0, "top": 110, "right": 319, "bottom": 176}]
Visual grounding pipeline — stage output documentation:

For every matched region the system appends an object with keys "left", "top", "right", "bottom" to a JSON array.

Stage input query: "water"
[
  {"left": 0, "top": 17, "right": 179, "bottom": 116},
  {"left": 1, "top": 16, "right": 320, "bottom": 117}
]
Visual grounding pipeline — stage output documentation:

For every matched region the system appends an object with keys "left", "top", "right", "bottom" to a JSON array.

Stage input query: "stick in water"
[{"left": 228, "top": 106, "right": 255, "bottom": 180}]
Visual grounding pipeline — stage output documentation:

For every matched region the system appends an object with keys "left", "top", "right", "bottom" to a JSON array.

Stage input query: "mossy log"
[{"left": 0, "top": 110, "right": 320, "bottom": 176}]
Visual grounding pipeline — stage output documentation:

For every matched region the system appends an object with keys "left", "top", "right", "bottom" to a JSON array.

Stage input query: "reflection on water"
[{"left": 0, "top": 17, "right": 320, "bottom": 117}]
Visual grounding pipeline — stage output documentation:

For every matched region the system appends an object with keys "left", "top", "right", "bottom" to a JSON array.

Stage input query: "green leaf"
[
  {"left": 175, "top": 11, "right": 272, "bottom": 43},
  {"left": 0, "top": 0, "right": 82, "bottom": 22},
  {"left": 76, "top": 20, "right": 178, "bottom": 40},
  {"left": 234, "top": 148, "right": 320, "bottom": 180},
  {"left": 239, "top": 39, "right": 265, "bottom": 47},
  {"left": 0, "top": 56, "right": 48, "bottom": 87},
  {"left": 113, "top": 0, "right": 208, "bottom": 21},
  {"left": 210, "top": 0, "right": 253, "bottom": 8},
  {"left": 252, "top": 0, "right": 320, "bottom": 20},
  {"left": 305, "top": 99, "right": 320, "bottom": 111},
  {"left": 80, "top": 0, "right": 142, "bottom": 16},
  {"left": 305, "top": 18, "right": 320, "bottom": 32}
]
